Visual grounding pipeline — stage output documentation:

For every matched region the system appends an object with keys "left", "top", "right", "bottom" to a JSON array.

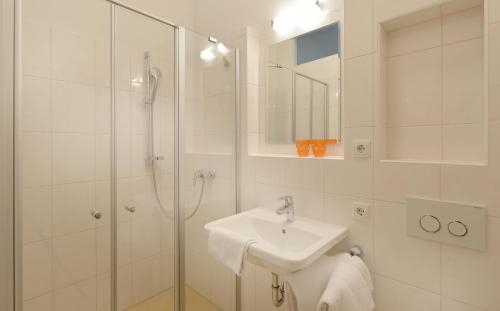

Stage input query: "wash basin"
[{"left": 205, "top": 208, "right": 348, "bottom": 275}]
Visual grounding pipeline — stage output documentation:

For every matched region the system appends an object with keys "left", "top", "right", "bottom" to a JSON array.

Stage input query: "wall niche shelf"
[{"left": 376, "top": 0, "right": 487, "bottom": 166}]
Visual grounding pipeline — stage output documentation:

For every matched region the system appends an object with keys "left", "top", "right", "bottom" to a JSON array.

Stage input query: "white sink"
[{"left": 205, "top": 208, "right": 348, "bottom": 275}]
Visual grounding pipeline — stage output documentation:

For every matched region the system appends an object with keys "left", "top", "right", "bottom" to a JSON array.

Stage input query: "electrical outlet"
[
  {"left": 353, "top": 140, "right": 371, "bottom": 158},
  {"left": 352, "top": 202, "right": 370, "bottom": 221}
]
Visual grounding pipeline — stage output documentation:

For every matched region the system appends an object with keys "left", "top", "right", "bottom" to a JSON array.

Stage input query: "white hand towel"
[
  {"left": 284, "top": 254, "right": 350, "bottom": 311},
  {"left": 317, "top": 256, "right": 375, "bottom": 311},
  {"left": 207, "top": 227, "right": 255, "bottom": 276}
]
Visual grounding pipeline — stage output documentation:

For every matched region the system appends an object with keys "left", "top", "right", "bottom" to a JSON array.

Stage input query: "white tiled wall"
[
  {"left": 381, "top": 3, "right": 485, "bottom": 162},
  {"left": 237, "top": 0, "right": 500, "bottom": 310}
]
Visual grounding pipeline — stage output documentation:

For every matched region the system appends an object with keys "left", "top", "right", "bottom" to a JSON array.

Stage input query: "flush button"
[
  {"left": 419, "top": 215, "right": 441, "bottom": 233},
  {"left": 448, "top": 221, "right": 468, "bottom": 237}
]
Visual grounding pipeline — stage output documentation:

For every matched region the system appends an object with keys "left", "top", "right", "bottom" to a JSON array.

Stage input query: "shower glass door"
[
  {"left": 114, "top": 6, "right": 176, "bottom": 311},
  {"left": 182, "top": 29, "right": 238, "bottom": 311}
]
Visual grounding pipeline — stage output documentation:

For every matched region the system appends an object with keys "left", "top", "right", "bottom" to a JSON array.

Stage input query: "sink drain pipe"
[
  {"left": 269, "top": 246, "right": 364, "bottom": 307},
  {"left": 271, "top": 273, "right": 285, "bottom": 307}
]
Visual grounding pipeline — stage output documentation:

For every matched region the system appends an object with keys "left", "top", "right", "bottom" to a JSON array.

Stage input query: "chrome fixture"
[
  {"left": 271, "top": 272, "right": 285, "bottom": 307},
  {"left": 270, "top": 245, "right": 364, "bottom": 307},
  {"left": 91, "top": 209, "right": 103, "bottom": 220},
  {"left": 124, "top": 205, "right": 136, "bottom": 213},
  {"left": 276, "top": 195, "right": 295, "bottom": 223}
]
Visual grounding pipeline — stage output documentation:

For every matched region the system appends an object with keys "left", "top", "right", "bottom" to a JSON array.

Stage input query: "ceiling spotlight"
[
  {"left": 272, "top": 0, "right": 326, "bottom": 34},
  {"left": 217, "top": 43, "right": 229, "bottom": 54},
  {"left": 200, "top": 48, "right": 215, "bottom": 61},
  {"left": 272, "top": 9, "right": 295, "bottom": 35}
]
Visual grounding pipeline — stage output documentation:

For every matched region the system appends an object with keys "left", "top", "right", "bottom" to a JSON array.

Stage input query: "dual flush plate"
[{"left": 406, "top": 197, "right": 486, "bottom": 251}]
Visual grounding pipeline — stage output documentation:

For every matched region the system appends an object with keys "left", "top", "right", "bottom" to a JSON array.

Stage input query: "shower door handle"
[{"left": 91, "top": 210, "right": 103, "bottom": 220}]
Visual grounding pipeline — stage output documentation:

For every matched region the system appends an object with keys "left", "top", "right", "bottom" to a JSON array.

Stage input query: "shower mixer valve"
[{"left": 193, "top": 169, "right": 216, "bottom": 186}]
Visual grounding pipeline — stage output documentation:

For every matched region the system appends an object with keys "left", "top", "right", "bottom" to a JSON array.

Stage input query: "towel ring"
[{"left": 349, "top": 245, "right": 363, "bottom": 257}]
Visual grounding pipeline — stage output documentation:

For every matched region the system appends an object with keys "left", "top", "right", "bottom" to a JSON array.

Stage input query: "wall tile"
[
  {"left": 442, "top": 124, "right": 483, "bottom": 162},
  {"left": 374, "top": 275, "right": 441, "bottom": 311},
  {"left": 117, "top": 264, "right": 133, "bottom": 309},
  {"left": 22, "top": 132, "right": 52, "bottom": 187},
  {"left": 52, "top": 230, "right": 96, "bottom": 289},
  {"left": 96, "top": 134, "right": 111, "bottom": 181},
  {"left": 490, "top": 81, "right": 500, "bottom": 121},
  {"left": 344, "top": 54, "right": 374, "bottom": 127},
  {"left": 387, "top": 17, "right": 441, "bottom": 57},
  {"left": 132, "top": 215, "right": 161, "bottom": 261},
  {"left": 53, "top": 277, "right": 97, "bottom": 311},
  {"left": 22, "top": 186, "right": 52, "bottom": 243},
  {"left": 97, "top": 273, "right": 111, "bottom": 311},
  {"left": 441, "top": 122, "right": 500, "bottom": 217},
  {"left": 442, "top": 217, "right": 500, "bottom": 310},
  {"left": 51, "top": 29, "right": 95, "bottom": 84},
  {"left": 374, "top": 161, "right": 441, "bottom": 203},
  {"left": 386, "top": 126, "right": 442, "bottom": 160},
  {"left": 22, "top": 22, "right": 50, "bottom": 77},
  {"left": 283, "top": 158, "right": 324, "bottom": 192},
  {"left": 23, "top": 240, "right": 52, "bottom": 299},
  {"left": 23, "top": 293, "right": 53, "bottom": 311},
  {"left": 374, "top": 201, "right": 441, "bottom": 293},
  {"left": 95, "top": 87, "right": 111, "bottom": 134},
  {"left": 443, "top": 6, "right": 483, "bottom": 44},
  {"left": 324, "top": 127, "right": 373, "bottom": 198},
  {"left": 387, "top": 47, "right": 442, "bottom": 126},
  {"left": 132, "top": 255, "right": 162, "bottom": 304},
  {"left": 442, "top": 298, "right": 484, "bottom": 311},
  {"left": 22, "top": 76, "right": 51, "bottom": 132},
  {"left": 52, "top": 182, "right": 95, "bottom": 237},
  {"left": 324, "top": 195, "right": 374, "bottom": 269},
  {"left": 52, "top": 133, "right": 95, "bottom": 184},
  {"left": 490, "top": 0, "right": 500, "bottom": 23},
  {"left": 490, "top": 23, "right": 500, "bottom": 86},
  {"left": 51, "top": 80, "right": 96, "bottom": 133},
  {"left": 443, "top": 38, "right": 483, "bottom": 124},
  {"left": 345, "top": 0, "right": 374, "bottom": 58}
]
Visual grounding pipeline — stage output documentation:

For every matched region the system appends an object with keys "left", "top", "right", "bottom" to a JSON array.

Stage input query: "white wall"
[{"left": 236, "top": 0, "right": 500, "bottom": 311}]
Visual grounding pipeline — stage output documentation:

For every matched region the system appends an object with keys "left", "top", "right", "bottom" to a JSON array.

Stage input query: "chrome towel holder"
[{"left": 271, "top": 245, "right": 364, "bottom": 307}]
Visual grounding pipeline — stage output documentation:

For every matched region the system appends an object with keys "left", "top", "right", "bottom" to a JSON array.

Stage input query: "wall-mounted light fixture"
[
  {"left": 200, "top": 47, "right": 215, "bottom": 61},
  {"left": 272, "top": 0, "right": 326, "bottom": 35}
]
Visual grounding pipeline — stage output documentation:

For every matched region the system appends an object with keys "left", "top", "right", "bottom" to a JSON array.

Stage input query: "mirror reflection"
[{"left": 266, "top": 22, "right": 341, "bottom": 144}]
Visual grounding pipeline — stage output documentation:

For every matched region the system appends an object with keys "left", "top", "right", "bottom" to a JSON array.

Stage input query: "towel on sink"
[
  {"left": 208, "top": 227, "right": 255, "bottom": 276},
  {"left": 284, "top": 254, "right": 350, "bottom": 311},
  {"left": 317, "top": 255, "right": 374, "bottom": 311}
]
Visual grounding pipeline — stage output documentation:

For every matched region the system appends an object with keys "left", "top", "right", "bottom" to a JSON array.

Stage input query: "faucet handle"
[{"left": 277, "top": 195, "right": 293, "bottom": 205}]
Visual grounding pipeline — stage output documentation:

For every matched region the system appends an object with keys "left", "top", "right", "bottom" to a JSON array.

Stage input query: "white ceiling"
[{"left": 192, "top": 0, "right": 344, "bottom": 42}]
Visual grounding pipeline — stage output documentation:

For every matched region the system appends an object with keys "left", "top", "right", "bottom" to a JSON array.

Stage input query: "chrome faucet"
[{"left": 276, "top": 196, "right": 295, "bottom": 223}]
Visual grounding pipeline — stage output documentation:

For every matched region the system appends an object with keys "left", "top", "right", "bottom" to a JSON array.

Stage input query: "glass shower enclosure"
[{"left": 16, "top": 1, "right": 239, "bottom": 311}]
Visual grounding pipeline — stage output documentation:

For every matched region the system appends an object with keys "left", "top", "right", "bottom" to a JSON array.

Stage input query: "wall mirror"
[{"left": 266, "top": 22, "right": 341, "bottom": 144}]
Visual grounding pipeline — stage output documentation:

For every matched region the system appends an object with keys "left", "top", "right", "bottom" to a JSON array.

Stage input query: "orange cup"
[
  {"left": 295, "top": 140, "right": 311, "bottom": 157},
  {"left": 311, "top": 139, "right": 327, "bottom": 157}
]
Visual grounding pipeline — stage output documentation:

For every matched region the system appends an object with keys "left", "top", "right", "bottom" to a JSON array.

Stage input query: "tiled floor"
[{"left": 126, "top": 286, "right": 221, "bottom": 311}]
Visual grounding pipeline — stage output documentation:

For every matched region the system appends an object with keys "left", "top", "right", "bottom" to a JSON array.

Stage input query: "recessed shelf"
[
  {"left": 249, "top": 153, "right": 344, "bottom": 160},
  {"left": 377, "top": 0, "right": 486, "bottom": 164}
]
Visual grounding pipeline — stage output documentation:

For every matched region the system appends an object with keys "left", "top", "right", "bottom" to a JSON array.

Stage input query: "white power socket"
[
  {"left": 352, "top": 202, "right": 370, "bottom": 221},
  {"left": 353, "top": 140, "right": 371, "bottom": 158}
]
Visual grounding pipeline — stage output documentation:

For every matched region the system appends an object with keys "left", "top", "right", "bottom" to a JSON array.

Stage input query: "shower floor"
[{"left": 126, "top": 286, "right": 221, "bottom": 311}]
